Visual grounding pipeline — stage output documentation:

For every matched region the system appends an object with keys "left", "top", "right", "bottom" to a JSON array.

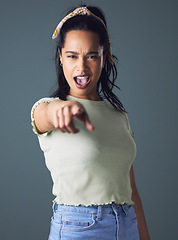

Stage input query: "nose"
[{"left": 77, "top": 57, "right": 87, "bottom": 72}]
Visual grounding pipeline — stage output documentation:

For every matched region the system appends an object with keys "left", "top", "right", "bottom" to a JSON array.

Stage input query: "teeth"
[
  {"left": 77, "top": 76, "right": 88, "bottom": 79},
  {"left": 75, "top": 76, "right": 89, "bottom": 86}
]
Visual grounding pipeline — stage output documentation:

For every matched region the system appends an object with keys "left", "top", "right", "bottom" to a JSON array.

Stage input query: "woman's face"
[{"left": 60, "top": 30, "right": 105, "bottom": 100}]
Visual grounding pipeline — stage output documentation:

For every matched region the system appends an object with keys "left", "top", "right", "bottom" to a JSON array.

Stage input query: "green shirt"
[{"left": 31, "top": 95, "right": 136, "bottom": 206}]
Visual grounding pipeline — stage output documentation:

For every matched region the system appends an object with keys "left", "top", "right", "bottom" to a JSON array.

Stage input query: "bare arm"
[
  {"left": 130, "top": 165, "right": 150, "bottom": 240},
  {"left": 33, "top": 100, "right": 94, "bottom": 134}
]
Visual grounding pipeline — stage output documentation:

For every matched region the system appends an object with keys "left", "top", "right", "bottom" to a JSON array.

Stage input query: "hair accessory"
[
  {"left": 52, "top": 6, "right": 114, "bottom": 64},
  {"left": 52, "top": 7, "right": 105, "bottom": 40}
]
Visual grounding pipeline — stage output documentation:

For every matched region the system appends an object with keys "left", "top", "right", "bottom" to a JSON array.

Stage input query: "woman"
[{"left": 31, "top": 5, "right": 150, "bottom": 240}]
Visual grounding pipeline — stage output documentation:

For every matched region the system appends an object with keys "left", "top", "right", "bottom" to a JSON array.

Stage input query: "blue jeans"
[{"left": 48, "top": 202, "right": 140, "bottom": 240}]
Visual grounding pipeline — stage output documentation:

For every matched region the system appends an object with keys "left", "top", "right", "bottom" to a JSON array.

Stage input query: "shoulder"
[{"left": 31, "top": 97, "right": 60, "bottom": 137}]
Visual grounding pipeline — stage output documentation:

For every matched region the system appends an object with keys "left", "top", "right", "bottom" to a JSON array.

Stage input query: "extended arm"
[
  {"left": 130, "top": 165, "right": 150, "bottom": 240},
  {"left": 33, "top": 100, "right": 94, "bottom": 134}
]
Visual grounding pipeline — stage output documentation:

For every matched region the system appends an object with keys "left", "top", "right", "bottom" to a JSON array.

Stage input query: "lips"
[{"left": 74, "top": 75, "right": 91, "bottom": 89}]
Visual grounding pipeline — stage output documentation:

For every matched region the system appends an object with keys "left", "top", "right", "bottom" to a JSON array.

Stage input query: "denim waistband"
[{"left": 52, "top": 202, "right": 131, "bottom": 216}]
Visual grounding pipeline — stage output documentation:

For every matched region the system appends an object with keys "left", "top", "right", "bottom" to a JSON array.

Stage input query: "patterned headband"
[{"left": 52, "top": 6, "right": 114, "bottom": 64}]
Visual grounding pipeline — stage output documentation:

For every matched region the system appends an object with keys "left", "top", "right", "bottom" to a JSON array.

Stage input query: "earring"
[{"left": 60, "top": 63, "right": 62, "bottom": 67}]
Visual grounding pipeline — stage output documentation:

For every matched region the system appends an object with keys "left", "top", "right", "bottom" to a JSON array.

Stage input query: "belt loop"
[
  {"left": 121, "top": 204, "right": 129, "bottom": 216},
  {"left": 97, "top": 205, "right": 102, "bottom": 221},
  {"left": 52, "top": 202, "right": 57, "bottom": 212}
]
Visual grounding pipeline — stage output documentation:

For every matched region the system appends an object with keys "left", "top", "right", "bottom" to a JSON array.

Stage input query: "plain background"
[{"left": 0, "top": 0, "right": 177, "bottom": 239}]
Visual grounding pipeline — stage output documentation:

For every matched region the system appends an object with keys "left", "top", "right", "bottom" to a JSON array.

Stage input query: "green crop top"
[{"left": 31, "top": 95, "right": 136, "bottom": 206}]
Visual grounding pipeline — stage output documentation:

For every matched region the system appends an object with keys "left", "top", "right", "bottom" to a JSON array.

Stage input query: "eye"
[
  {"left": 67, "top": 55, "right": 77, "bottom": 59},
  {"left": 87, "top": 55, "right": 98, "bottom": 59}
]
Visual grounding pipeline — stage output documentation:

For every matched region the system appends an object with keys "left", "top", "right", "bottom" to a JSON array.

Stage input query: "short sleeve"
[
  {"left": 123, "top": 113, "right": 135, "bottom": 138},
  {"left": 31, "top": 97, "right": 59, "bottom": 137}
]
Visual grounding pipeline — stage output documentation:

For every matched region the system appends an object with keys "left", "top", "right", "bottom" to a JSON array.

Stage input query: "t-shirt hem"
[
  {"left": 52, "top": 199, "right": 134, "bottom": 207},
  {"left": 31, "top": 97, "right": 59, "bottom": 136}
]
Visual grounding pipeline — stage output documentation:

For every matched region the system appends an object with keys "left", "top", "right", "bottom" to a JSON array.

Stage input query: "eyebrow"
[{"left": 65, "top": 51, "right": 99, "bottom": 55}]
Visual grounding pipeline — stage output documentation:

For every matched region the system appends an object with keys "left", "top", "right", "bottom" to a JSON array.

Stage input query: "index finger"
[{"left": 74, "top": 111, "right": 95, "bottom": 131}]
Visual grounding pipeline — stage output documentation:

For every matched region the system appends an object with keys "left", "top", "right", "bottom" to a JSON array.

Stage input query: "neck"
[{"left": 69, "top": 92, "right": 102, "bottom": 101}]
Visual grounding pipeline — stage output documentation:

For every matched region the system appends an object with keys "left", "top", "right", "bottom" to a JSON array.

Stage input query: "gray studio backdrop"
[{"left": 0, "top": 0, "right": 177, "bottom": 239}]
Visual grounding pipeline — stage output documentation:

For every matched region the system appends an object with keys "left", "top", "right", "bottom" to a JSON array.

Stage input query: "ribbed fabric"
[{"left": 31, "top": 95, "right": 136, "bottom": 206}]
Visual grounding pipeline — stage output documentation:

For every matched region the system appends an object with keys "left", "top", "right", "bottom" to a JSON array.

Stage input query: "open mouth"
[{"left": 74, "top": 76, "right": 91, "bottom": 89}]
